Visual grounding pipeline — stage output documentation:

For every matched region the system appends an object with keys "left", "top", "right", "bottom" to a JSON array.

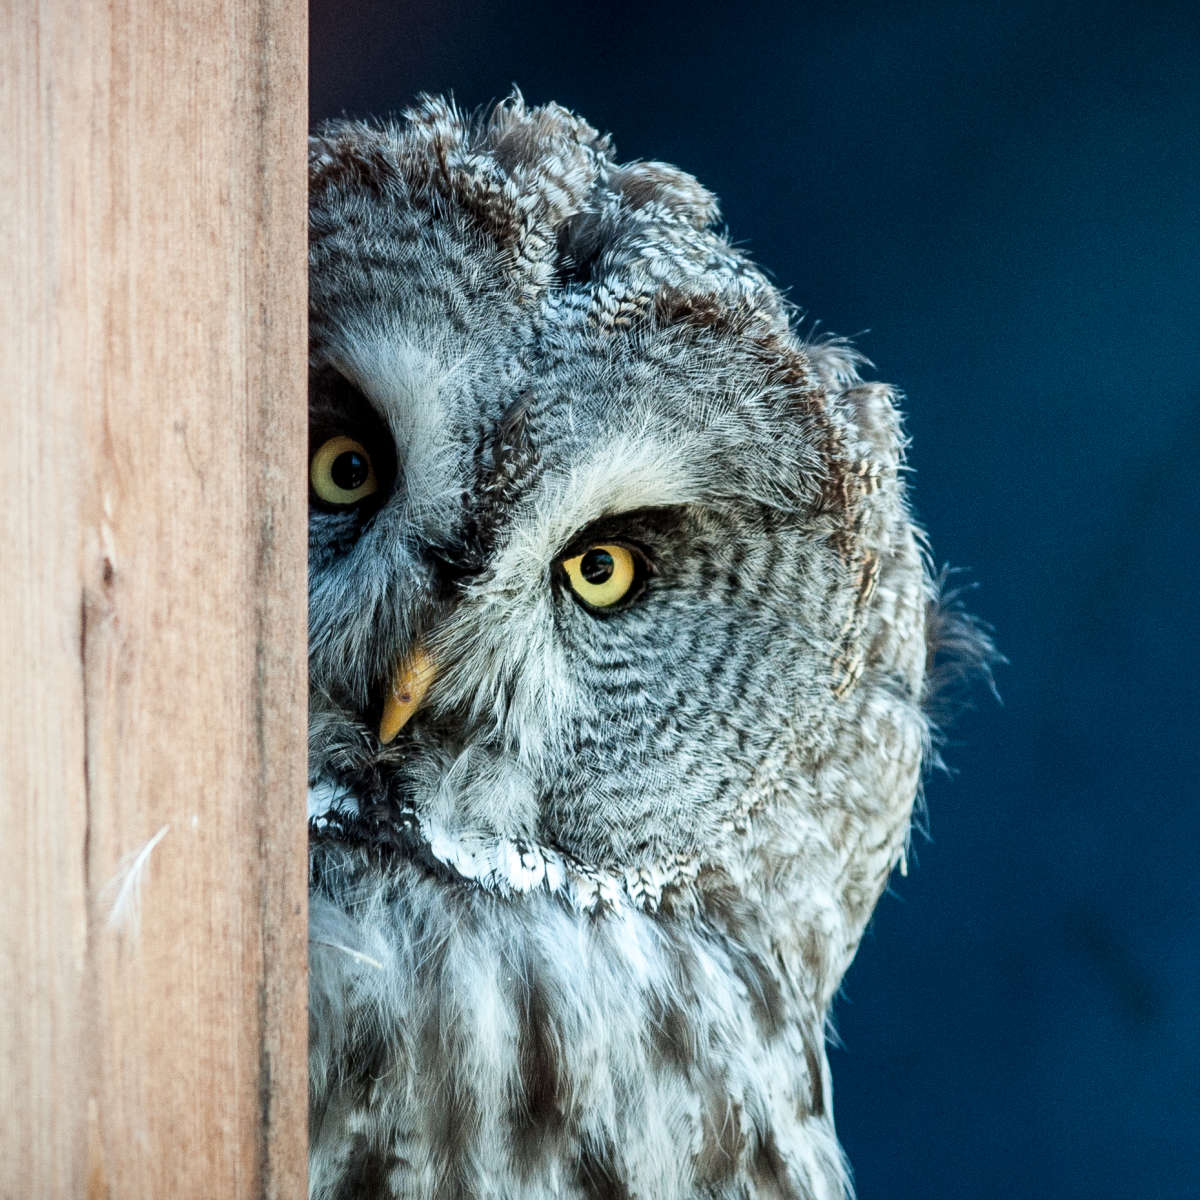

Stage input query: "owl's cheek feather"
[{"left": 379, "top": 645, "right": 436, "bottom": 743}]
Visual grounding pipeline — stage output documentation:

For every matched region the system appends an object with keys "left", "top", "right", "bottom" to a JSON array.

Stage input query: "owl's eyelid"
[
  {"left": 307, "top": 421, "right": 377, "bottom": 454},
  {"left": 552, "top": 505, "right": 682, "bottom": 568}
]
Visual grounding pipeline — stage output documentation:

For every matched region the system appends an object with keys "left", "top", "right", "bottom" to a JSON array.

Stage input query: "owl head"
[{"left": 307, "top": 95, "right": 940, "bottom": 995}]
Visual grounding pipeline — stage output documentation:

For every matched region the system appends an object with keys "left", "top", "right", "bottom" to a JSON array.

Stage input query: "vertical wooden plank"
[{"left": 0, "top": 1, "right": 308, "bottom": 1196}]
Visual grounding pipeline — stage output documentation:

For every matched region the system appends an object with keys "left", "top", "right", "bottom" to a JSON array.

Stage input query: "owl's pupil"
[
  {"left": 580, "top": 548, "right": 614, "bottom": 584},
  {"left": 331, "top": 450, "right": 368, "bottom": 491}
]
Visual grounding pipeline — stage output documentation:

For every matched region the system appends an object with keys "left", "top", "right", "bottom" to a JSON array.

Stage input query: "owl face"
[{"left": 307, "top": 97, "right": 929, "bottom": 899}]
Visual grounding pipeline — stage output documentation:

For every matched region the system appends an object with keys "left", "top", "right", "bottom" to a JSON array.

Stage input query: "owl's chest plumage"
[{"left": 308, "top": 819, "right": 844, "bottom": 1200}]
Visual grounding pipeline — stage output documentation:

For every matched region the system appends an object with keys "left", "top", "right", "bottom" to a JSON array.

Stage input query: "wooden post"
[{"left": 0, "top": 1, "right": 308, "bottom": 1196}]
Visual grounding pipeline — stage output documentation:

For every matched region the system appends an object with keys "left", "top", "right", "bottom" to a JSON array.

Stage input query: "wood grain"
[{"left": 0, "top": 1, "right": 308, "bottom": 1195}]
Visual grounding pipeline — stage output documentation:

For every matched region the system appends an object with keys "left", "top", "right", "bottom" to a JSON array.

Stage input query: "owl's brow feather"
[{"left": 458, "top": 390, "right": 539, "bottom": 566}]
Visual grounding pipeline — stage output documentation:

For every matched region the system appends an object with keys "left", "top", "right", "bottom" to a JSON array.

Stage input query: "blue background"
[{"left": 311, "top": 3, "right": 1200, "bottom": 1195}]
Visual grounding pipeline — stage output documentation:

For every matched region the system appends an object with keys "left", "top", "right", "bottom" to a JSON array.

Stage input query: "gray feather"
[{"left": 306, "top": 93, "right": 968, "bottom": 1199}]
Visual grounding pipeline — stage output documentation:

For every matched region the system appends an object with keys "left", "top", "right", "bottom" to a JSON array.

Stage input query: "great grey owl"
[{"left": 307, "top": 94, "right": 969, "bottom": 1199}]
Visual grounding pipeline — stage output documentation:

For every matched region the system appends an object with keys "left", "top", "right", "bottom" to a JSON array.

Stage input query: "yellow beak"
[{"left": 379, "top": 645, "right": 436, "bottom": 744}]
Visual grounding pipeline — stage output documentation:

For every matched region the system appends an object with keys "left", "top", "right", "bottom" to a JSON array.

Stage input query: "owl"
[{"left": 306, "top": 94, "right": 967, "bottom": 1200}]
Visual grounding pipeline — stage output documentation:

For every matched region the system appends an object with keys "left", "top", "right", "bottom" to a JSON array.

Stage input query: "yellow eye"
[
  {"left": 561, "top": 543, "right": 639, "bottom": 609},
  {"left": 310, "top": 435, "right": 378, "bottom": 506}
]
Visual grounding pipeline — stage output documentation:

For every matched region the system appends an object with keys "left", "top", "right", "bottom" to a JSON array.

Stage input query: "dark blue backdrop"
[{"left": 311, "top": 3, "right": 1200, "bottom": 1195}]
